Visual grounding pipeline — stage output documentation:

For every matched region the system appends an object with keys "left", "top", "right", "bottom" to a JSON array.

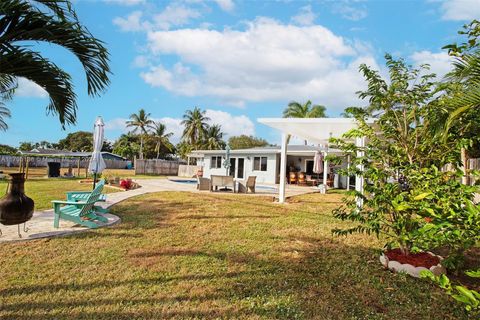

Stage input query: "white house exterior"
[{"left": 189, "top": 145, "right": 347, "bottom": 185}]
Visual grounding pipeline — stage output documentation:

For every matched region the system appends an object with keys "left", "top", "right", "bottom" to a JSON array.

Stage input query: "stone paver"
[{"left": 0, "top": 178, "right": 317, "bottom": 243}]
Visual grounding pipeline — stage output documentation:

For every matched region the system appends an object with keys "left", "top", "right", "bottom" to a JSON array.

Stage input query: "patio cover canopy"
[
  {"left": 258, "top": 117, "right": 374, "bottom": 204},
  {"left": 257, "top": 118, "right": 372, "bottom": 143}
]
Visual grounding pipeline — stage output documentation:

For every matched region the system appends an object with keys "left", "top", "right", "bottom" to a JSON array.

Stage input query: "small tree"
[
  {"left": 331, "top": 55, "right": 464, "bottom": 256},
  {"left": 228, "top": 135, "right": 268, "bottom": 150}
]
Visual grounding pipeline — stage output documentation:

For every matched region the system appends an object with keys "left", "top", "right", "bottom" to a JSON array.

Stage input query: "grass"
[
  {"left": 0, "top": 178, "right": 120, "bottom": 211},
  {"left": 0, "top": 191, "right": 471, "bottom": 319}
]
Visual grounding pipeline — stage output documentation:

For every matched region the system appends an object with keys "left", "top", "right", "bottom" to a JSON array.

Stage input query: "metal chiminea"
[{"left": 0, "top": 173, "right": 35, "bottom": 226}]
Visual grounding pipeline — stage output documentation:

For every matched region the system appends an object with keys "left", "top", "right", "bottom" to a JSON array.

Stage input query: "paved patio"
[{"left": 0, "top": 178, "right": 318, "bottom": 243}]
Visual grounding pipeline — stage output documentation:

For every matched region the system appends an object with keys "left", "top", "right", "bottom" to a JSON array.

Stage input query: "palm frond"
[
  {"left": 0, "top": 0, "right": 111, "bottom": 96},
  {"left": 0, "top": 46, "right": 76, "bottom": 127}
]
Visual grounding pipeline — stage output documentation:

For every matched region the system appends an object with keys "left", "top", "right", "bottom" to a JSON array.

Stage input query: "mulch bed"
[{"left": 386, "top": 248, "right": 440, "bottom": 269}]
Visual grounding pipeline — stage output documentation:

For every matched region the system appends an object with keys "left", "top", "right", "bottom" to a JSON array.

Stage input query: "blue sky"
[{"left": 2, "top": 0, "right": 479, "bottom": 146}]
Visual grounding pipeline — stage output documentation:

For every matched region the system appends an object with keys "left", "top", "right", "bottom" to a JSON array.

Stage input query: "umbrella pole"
[{"left": 93, "top": 172, "right": 96, "bottom": 189}]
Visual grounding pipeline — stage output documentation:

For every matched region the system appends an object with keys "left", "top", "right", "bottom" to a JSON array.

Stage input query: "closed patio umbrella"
[
  {"left": 223, "top": 144, "right": 231, "bottom": 176},
  {"left": 88, "top": 116, "right": 106, "bottom": 189},
  {"left": 313, "top": 151, "right": 323, "bottom": 174}
]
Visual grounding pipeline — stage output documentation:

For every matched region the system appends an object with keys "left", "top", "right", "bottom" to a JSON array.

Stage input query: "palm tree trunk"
[
  {"left": 140, "top": 136, "right": 144, "bottom": 160},
  {"left": 156, "top": 143, "right": 160, "bottom": 159}
]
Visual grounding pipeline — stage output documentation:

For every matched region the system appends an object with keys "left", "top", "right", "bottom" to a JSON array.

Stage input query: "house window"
[
  {"left": 253, "top": 156, "right": 268, "bottom": 171},
  {"left": 211, "top": 156, "right": 222, "bottom": 169}
]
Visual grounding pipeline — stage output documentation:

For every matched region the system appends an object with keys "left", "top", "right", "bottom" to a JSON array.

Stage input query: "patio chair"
[
  {"left": 66, "top": 180, "right": 108, "bottom": 213},
  {"left": 306, "top": 175, "right": 319, "bottom": 186},
  {"left": 238, "top": 176, "right": 256, "bottom": 193},
  {"left": 52, "top": 181, "right": 108, "bottom": 229},
  {"left": 297, "top": 172, "right": 306, "bottom": 185},
  {"left": 288, "top": 172, "right": 297, "bottom": 184},
  {"left": 197, "top": 177, "right": 211, "bottom": 191}
]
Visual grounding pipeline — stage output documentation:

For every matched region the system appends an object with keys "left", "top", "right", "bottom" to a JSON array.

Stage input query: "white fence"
[
  {"left": 134, "top": 159, "right": 181, "bottom": 175},
  {"left": 0, "top": 155, "right": 129, "bottom": 169},
  {"left": 178, "top": 165, "right": 202, "bottom": 177}
]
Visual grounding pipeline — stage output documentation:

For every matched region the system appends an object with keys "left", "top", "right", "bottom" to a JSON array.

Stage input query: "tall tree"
[
  {"left": 126, "top": 109, "right": 154, "bottom": 159},
  {"left": 151, "top": 121, "right": 174, "bottom": 159},
  {"left": 112, "top": 132, "right": 139, "bottom": 161},
  {"left": 203, "top": 124, "right": 226, "bottom": 150},
  {"left": 0, "top": 0, "right": 111, "bottom": 128},
  {"left": 181, "top": 107, "right": 209, "bottom": 149},
  {"left": 228, "top": 135, "right": 268, "bottom": 150},
  {"left": 283, "top": 100, "right": 327, "bottom": 144},
  {"left": 0, "top": 106, "right": 10, "bottom": 131}
]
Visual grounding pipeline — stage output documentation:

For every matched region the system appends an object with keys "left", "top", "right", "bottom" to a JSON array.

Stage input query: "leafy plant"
[
  {"left": 331, "top": 55, "right": 464, "bottom": 256},
  {"left": 421, "top": 269, "right": 480, "bottom": 315}
]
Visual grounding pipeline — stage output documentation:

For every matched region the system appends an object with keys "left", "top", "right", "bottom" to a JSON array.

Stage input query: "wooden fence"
[
  {"left": 0, "top": 155, "right": 129, "bottom": 169},
  {"left": 134, "top": 159, "right": 181, "bottom": 175},
  {"left": 178, "top": 165, "right": 202, "bottom": 177}
]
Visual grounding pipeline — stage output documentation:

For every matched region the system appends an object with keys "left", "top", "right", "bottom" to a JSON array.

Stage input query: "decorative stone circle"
[{"left": 380, "top": 251, "right": 446, "bottom": 278}]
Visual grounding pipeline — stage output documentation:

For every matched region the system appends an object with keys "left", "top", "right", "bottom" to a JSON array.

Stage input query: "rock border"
[{"left": 380, "top": 251, "right": 446, "bottom": 278}]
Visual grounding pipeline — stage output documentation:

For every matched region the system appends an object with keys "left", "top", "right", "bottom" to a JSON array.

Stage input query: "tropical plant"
[
  {"left": 0, "top": 0, "right": 111, "bottom": 128},
  {"left": 175, "top": 141, "right": 193, "bottom": 160},
  {"left": 203, "top": 124, "right": 226, "bottom": 150},
  {"left": 421, "top": 269, "right": 480, "bottom": 316},
  {"left": 442, "top": 19, "right": 480, "bottom": 123},
  {"left": 112, "top": 132, "right": 140, "bottom": 161},
  {"left": 126, "top": 109, "right": 155, "bottom": 159},
  {"left": 331, "top": 55, "right": 462, "bottom": 256},
  {"left": 283, "top": 100, "right": 327, "bottom": 144},
  {"left": 0, "top": 106, "right": 11, "bottom": 131},
  {"left": 0, "top": 143, "right": 16, "bottom": 155},
  {"left": 151, "top": 121, "right": 174, "bottom": 158},
  {"left": 228, "top": 135, "right": 269, "bottom": 150},
  {"left": 181, "top": 107, "right": 209, "bottom": 149}
]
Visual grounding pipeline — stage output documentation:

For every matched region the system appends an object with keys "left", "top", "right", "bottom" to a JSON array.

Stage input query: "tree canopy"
[{"left": 228, "top": 135, "right": 269, "bottom": 150}]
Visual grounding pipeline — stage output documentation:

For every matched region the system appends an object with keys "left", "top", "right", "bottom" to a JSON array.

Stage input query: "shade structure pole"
[
  {"left": 278, "top": 133, "right": 288, "bottom": 203},
  {"left": 355, "top": 136, "right": 365, "bottom": 208},
  {"left": 346, "top": 155, "right": 351, "bottom": 191},
  {"left": 322, "top": 151, "right": 328, "bottom": 194}
]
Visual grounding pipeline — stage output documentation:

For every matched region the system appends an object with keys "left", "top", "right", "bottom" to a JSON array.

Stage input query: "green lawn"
[
  {"left": 0, "top": 192, "right": 471, "bottom": 319},
  {"left": 0, "top": 178, "right": 120, "bottom": 211}
]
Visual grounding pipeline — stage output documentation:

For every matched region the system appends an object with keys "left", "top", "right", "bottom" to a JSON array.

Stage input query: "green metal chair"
[{"left": 66, "top": 180, "right": 109, "bottom": 214}]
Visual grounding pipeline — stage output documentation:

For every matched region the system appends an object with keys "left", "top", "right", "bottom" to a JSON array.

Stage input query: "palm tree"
[
  {"left": 0, "top": 106, "right": 11, "bottom": 132},
  {"left": 181, "top": 107, "right": 210, "bottom": 149},
  {"left": 0, "top": 0, "right": 111, "bottom": 128},
  {"left": 152, "top": 121, "right": 174, "bottom": 158},
  {"left": 283, "top": 100, "right": 327, "bottom": 144},
  {"left": 204, "top": 124, "right": 225, "bottom": 150},
  {"left": 126, "top": 109, "right": 154, "bottom": 159}
]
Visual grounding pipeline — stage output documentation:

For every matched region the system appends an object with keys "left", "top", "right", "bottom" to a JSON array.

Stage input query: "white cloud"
[
  {"left": 104, "top": 0, "right": 145, "bottom": 6},
  {"left": 15, "top": 78, "right": 48, "bottom": 98},
  {"left": 104, "top": 109, "right": 254, "bottom": 143},
  {"left": 205, "top": 109, "right": 255, "bottom": 137},
  {"left": 214, "top": 0, "right": 235, "bottom": 12},
  {"left": 410, "top": 50, "right": 453, "bottom": 79},
  {"left": 113, "top": 11, "right": 149, "bottom": 32},
  {"left": 153, "top": 4, "right": 201, "bottom": 30},
  {"left": 291, "top": 5, "right": 316, "bottom": 26},
  {"left": 333, "top": 2, "right": 367, "bottom": 21},
  {"left": 140, "top": 17, "right": 378, "bottom": 111},
  {"left": 439, "top": 0, "right": 480, "bottom": 21},
  {"left": 132, "top": 55, "right": 150, "bottom": 68}
]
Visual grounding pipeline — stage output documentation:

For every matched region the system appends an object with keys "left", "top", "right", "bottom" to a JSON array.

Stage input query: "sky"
[{"left": 2, "top": 0, "right": 480, "bottom": 147}]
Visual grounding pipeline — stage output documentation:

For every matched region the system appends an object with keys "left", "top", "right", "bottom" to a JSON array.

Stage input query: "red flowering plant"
[{"left": 120, "top": 179, "right": 133, "bottom": 190}]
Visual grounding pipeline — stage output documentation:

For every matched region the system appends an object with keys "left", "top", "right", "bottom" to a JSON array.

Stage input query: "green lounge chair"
[
  {"left": 66, "top": 181, "right": 109, "bottom": 214},
  {"left": 52, "top": 181, "right": 108, "bottom": 229}
]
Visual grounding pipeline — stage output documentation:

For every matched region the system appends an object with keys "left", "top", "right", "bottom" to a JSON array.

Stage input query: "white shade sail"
[
  {"left": 88, "top": 116, "right": 106, "bottom": 174},
  {"left": 258, "top": 118, "right": 373, "bottom": 143}
]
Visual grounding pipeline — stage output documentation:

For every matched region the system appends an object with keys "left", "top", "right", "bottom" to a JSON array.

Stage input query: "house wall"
[{"left": 202, "top": 153, "right": 278, "bottom": 184}]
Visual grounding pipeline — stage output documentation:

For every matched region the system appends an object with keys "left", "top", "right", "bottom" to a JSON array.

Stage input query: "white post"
[
  {"left": 346, "top": 155, "right": 351, "bottom": 191},
  {"left": 279, "top": 133, "right": 288, "bottom": 203},
  {"left": 322, "top": 151, "right": 328, "bottom": 194},
  {"left": 355, "top": 136, "right": 365, "bottom": 208}
]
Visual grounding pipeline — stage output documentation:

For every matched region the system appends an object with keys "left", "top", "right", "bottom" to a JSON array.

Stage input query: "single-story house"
[{"left": 189, "top": 145, "right": 350, "bottom": 187}]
